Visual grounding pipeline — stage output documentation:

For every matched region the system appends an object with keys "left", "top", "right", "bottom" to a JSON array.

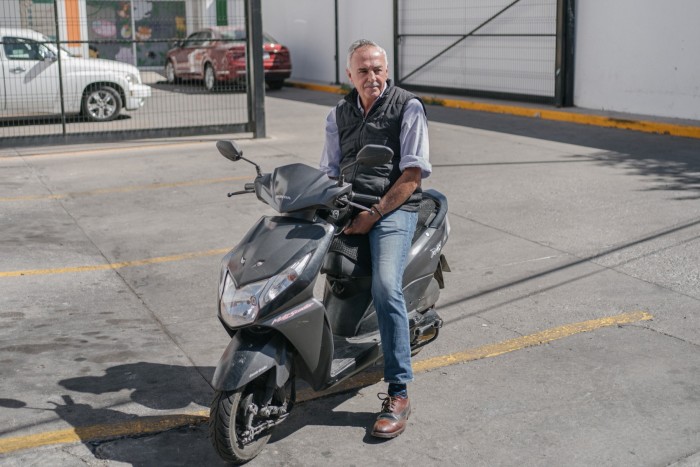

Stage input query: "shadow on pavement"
[
  {"left": 0, "top": 361, "right": 384, "bottom": 464},
  {"left": 59, "top": 361, "right": 214, "bottom": 410},
  {"left": 270, "top": 388, "right": 378, "bottom": 444}
]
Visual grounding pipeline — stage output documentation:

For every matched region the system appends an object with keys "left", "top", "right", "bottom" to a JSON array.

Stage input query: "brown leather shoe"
[{"left": 371, "top": 393, "right": 411, "bottom": 439}]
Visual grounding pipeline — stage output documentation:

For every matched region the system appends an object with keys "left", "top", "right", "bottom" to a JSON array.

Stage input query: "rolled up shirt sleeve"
[
  {"left": 399, "top": 98, "right": 432, "bottom": 179},
  {"left": 320, "top": 108, "right": 341, "bottom": 178}
]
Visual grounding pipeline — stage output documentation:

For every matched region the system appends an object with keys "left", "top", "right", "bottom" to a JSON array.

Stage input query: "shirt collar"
[{"left": 355, "top": 81, "right": 388, "bottom": 114}]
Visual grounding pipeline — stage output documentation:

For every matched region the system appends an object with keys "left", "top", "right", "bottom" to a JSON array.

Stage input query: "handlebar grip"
[
  {"left": 244, "top": 183, "right": 255, "bottom": 191},
  {"left": 349, "top": 193, "right": 380, "bottom": 206}
]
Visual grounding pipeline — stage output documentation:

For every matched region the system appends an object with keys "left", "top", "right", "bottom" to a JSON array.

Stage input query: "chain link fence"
[{"left": 1, "top": 0, "right": 256, "bottom": 146}]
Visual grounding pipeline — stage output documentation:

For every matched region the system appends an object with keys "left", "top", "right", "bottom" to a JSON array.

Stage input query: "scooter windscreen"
[{"left": 256, "top": 163, "right": 350, "bottom": 213}]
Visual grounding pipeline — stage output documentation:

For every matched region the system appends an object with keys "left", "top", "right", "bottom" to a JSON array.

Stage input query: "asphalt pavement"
[{"left": 1, "top": 87, "right": 699, "bottom": 466}]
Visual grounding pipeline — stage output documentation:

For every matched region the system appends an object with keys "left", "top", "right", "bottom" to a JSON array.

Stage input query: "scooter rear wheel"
[{"left": 209, "top": 387, "right": 272, "bottom": 464}]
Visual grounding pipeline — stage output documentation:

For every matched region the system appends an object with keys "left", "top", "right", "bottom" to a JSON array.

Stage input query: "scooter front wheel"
[{"left": 209, "top": 387, "right": 273, "bottom": 464}]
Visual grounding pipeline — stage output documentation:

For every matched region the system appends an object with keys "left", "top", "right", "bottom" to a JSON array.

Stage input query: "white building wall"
[
  {"left": 261, "top": 1, "right": 337, "bottom": 84},
  {"left": 336, "top": 0, "right": 394, "bottom": 82},
  {"left": 262, "top": 0, "right": 394, "bottom": 85},
  {"left": 574, "top": 1, "right": 700, "bottom": 120},
  {"left": 262, "top": 0, "right": 700, "bottom": 121}
]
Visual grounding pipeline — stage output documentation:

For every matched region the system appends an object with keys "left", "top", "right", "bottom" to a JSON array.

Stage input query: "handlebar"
[
  {"left": 227, "top": 182, "right": 256, "bottom": 198},
  {"left": 349, "top": 193, "right": 380, "bottom": 207},
  {"left": 336, "top": 191, "right": 379, "bottom": 213}
]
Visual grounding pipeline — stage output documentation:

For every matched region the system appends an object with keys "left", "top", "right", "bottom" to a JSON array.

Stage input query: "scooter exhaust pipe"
[{"left": 411, "top": 308, "right": 443, "bottom": 348}]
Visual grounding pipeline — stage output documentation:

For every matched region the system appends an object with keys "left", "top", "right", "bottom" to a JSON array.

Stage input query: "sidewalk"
[{"left": 287, "top": 80, "right": 700, "bottom": 140}]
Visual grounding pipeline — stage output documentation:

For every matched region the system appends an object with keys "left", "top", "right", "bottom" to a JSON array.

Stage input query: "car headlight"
[
  {"left": 219, "top": 252, "right": 312, "bottom": 328},
  {"left": 124, "top": 73, "right": 141, "bottom": 85}
]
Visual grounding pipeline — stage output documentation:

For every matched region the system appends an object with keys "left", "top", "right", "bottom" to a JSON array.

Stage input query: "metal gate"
[
  {"left": 0, "top": 0, "right": 266, "bottom": 147},
  {"left": 394, "top": 0, "right": 574, "bottom": 106}
]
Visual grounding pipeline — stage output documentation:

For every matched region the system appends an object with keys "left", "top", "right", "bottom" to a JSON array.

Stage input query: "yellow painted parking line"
[
  {"left": 299, "top": 310, "right": 653, "bottom": 401},
  {"left": 0, "top": 412, "right": 208, "bottom": 455},
  {"left": 0, "top": 310, "right": 652, "bottom": 455},
  {"left": 412, "top": 310, "right": 653, "bottom": 372},
  {"left": 287, "top": 80, "right": 347, "bottom": 95},
  {"left": 432, "top": 98, "right": 700, "bottom": 140},
  {"left": 0, "top": 176, "right": 249, "bottom": 202},
  {"left": 287, "top": 81, "right": 700, "bottom": 139},
  {"left": 0, "top": 248, "right": 230, "bottom": 278}
]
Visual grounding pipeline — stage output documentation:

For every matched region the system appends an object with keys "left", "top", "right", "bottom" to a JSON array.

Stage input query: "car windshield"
[
  {"left": 218, "top": 29, "right": 279, "bottom": 44},
  {"left": 41, "top": 35, "right": 76, "bottom": 58},
  {"left": 220, "top": 30, "right": 246, "bottom": 41}
]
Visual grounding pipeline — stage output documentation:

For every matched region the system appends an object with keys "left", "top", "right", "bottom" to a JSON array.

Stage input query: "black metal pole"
[
  {"left": 555, "top": 0, "right": 575, "bottom": 107},
  {"left": 53, "top": 0, "right": 67, "bottom": 136},
  {"left": 564, "top": 0, "right": 576, "bottom": 107},
  {"left": 393, "top": 0, "right": 399, "bottom": 85},
  {"left": 334, "top": 0, "right": 340, "bottom": 84},
  {"left": 245, "top": 0, "right": 266, "bottom": 138}
]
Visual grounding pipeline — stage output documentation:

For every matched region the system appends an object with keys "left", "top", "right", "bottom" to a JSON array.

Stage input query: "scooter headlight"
[
  {"left": 219, "top": 273, "right": 266, "bottom": 328},
  {"left": 260, "top": 252, "right": 312, "bottom": 306},
  {"left": 219, "top": 252, "right": 312, "bottom": 328}
]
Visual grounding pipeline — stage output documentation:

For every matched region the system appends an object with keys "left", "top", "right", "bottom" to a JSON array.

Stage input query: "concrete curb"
[{"left": 286, "top": 81, "right": 700, "bottom": 140}]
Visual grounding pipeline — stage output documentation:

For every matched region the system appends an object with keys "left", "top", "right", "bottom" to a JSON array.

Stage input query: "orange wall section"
[{"left": 65, "top": 0, "right": 81, "bottom": 45}]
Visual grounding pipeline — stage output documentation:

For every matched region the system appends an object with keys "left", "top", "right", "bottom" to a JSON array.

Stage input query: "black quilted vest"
[{"left": 336, "top": 81, "right": 424, "bottom": 211}]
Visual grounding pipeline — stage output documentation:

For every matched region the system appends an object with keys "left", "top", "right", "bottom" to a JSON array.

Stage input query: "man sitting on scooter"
[{"left": 319, "top": 38, "right": 432, "bottom": 439}]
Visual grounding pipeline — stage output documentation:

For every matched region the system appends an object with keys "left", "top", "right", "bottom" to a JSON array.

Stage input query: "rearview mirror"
[
  {"left": 217, "top": 140, "right": 243, "bottom": 162},
  {"left": 356, "top": 144, "right": 394, "bottom": 166}
]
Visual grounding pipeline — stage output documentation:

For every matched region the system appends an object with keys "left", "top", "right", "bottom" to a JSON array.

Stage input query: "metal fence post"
[
  {"left": 245, "top": 0, "right": 266, "bottom": 138},
  {"left": 555, "top": 0, "right": 575, "bottom": 107},
  {"left": 53, "top": 0, "right": 67, "bottom": 136}
]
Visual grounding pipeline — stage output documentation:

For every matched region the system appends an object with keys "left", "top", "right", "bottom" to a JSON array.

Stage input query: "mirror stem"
[{"left": 240, "top": 156, "right": 262, "bottom": 177}]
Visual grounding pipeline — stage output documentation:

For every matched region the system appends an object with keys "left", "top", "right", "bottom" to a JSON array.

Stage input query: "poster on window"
[
  {"left": 86, "top": 0, "right": 134, "bottom": 63},
  {"left": 133, "top": 0, "right": 186, "bottom": 67},
  {"left": 86, "top": 0, "right": 185, "bottom": 67}
]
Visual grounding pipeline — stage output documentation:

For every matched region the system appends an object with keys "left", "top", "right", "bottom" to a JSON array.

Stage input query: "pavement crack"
[
  {"left": 59, "top": 444, "right": 93, "bottom": 465},
  {"left": 478, "top": 316, "right": 524, "bottom": 338},
  {"left": 638, "top": 324, "right": 700, "bottom": 349}
]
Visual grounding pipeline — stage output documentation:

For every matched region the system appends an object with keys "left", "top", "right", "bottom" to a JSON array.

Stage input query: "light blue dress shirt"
[{"left": 320, "top": 87, "right": 431, "bottom": 179}]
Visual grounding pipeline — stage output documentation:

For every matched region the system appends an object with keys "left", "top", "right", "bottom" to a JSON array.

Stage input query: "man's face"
[{"left": 346, "top": 46, "right": 388, "bottom": 106}]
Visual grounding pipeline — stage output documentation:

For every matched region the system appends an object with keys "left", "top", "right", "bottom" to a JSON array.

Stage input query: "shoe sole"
[
  {"left": 370, "top": 408, "right": 410, "bottom": 439},
  {"left": 371, "top": 425, "right": 406, "bottom": 439}
]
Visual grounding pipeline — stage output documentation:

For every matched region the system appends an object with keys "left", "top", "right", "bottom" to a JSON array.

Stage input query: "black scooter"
[{"left": 209, "top": 140, "right": 450, "bottom": 464}]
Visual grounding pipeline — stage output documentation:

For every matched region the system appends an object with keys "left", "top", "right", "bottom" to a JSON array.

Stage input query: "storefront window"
[{"left": 16, "top": 0, "right": 57, "bottom": 39}]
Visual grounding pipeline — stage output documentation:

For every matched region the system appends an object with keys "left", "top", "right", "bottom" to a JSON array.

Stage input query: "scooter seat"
[
  {"left": 322, "top": 233, "right": 372, "bottom": 278},
  {"left": 321, "top": 195, "right": 439, "bottom": 278}
]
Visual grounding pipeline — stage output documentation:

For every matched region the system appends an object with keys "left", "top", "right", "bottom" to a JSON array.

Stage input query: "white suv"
[{"left": 0, "top": 28, "right": 151, "bottom": 122}]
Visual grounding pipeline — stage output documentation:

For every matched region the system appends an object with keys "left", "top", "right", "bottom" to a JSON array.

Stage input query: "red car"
[{"left": 165, "top": 27, "right": 291, "bottom": 91}]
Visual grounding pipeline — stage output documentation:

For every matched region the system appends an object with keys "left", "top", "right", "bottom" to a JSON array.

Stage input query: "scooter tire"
[{"left": 209, "top": 388, "right": 272, "bottom": 464}]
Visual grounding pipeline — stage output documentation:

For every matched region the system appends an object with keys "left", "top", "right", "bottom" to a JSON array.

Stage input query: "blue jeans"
[{"left": 368, "top": 208, "right": 418, "bottom": 385}]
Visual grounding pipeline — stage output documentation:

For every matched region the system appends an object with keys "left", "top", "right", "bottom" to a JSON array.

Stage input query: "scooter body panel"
[
  {"left": 211, "top": 331, "right": 291, "bottom": 391},
  {"left": 224, "top": 215, "right": 332, "bottom": 289},
  {"left": 259, "top": 297, "right": 328, "bottom": 377}
]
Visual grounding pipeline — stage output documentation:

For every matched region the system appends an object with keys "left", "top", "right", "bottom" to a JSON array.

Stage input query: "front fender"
[{"left": 211, "top": 331, "right": 291, "bottom": 391}]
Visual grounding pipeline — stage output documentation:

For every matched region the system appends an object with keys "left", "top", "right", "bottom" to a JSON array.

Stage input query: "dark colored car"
[{"left": 164, "top": 27, "right": 291, "bottom": 91}]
